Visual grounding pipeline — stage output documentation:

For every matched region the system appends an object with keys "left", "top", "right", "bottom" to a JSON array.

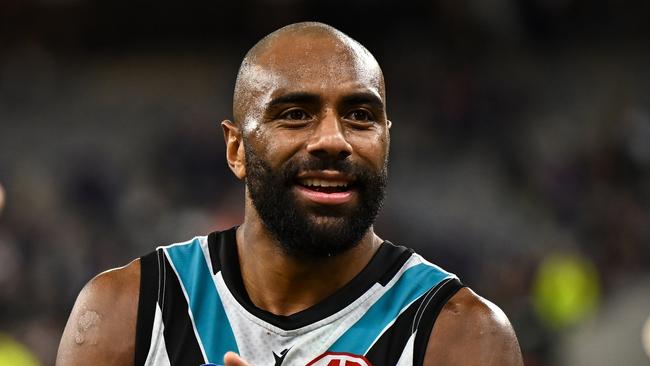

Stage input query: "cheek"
[
  {"left": 348, "top": 130, "right": 389, "bottom": 169},
  {"left": 248, "top": 129, "right": 305, "bottom": 168}
]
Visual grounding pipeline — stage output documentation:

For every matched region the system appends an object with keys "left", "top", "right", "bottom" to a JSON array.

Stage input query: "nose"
[{"left": 306, "top": 110, "right": 353, "bottom": 160}]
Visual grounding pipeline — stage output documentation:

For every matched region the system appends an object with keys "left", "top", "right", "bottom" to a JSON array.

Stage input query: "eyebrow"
[
  {"left": 267, "top": 92, "right": 322, "bottom": 108},
  {"left": 340, "top": 92, "right": 385, "bottom": 110},
  {"left": 266, "top": 90, "right": 385, "bottom": 111}
]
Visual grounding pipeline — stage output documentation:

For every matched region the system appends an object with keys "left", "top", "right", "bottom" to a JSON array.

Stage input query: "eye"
[
  {"left": 345, "top": 109, "right": 374, "bottom": 122},
  {"left": 280, "top": 109, "right": 310, "bottom": 120}
]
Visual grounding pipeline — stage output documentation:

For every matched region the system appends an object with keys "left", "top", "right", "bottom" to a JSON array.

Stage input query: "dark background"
[{"left": 1, "top": 0, "right": 649, "bottom": 365}]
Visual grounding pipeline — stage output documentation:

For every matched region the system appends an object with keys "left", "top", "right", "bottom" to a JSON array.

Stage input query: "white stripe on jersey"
[
  {"left": 395, "top": 332, "right": 416, "bottom": 366},
  {"left": 144, "top": 304, "right": 172, "bottom": 366}
]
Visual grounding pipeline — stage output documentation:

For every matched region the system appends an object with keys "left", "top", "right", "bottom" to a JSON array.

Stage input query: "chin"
[{"left": 307, "top": 215, "right": 350, "bottom": 230}]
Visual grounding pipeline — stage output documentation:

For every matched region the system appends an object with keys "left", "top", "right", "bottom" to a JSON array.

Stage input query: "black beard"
[{"left": 244, "top": 144, "right": 387, "bottom": 260}]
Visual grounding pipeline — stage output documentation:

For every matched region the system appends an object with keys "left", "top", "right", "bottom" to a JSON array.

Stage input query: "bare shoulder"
[
  {"left": 424, "top": 287, "right": 523, "bottom": 366},
  {"left": 56, "top": 259, "right": 141, "bottom": 366}
]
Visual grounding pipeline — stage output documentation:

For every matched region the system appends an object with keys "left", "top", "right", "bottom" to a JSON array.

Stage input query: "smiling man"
[{"left": 56, "top": 22, "right": 523, "bottom": 366}]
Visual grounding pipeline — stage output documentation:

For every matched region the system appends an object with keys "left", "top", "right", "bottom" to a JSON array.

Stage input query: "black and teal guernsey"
[{"left": 135, "top": 227, "right": 464, "bottom": 366}]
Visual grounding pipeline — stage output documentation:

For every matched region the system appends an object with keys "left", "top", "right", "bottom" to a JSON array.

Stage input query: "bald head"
[{"left": 232, "top": 22, "right": 385, "bottom": 130}]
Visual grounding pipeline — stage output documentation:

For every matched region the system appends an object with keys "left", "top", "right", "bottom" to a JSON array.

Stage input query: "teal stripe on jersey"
[
  {"left": 165, "top": 239, "right": 239, "bottom": 363},
  {"left": 329, "top": 263, "right": 452, "bottom": 355}
]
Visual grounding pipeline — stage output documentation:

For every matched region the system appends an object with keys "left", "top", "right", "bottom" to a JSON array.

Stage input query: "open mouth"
[
  {"left": 296, "top": 178, "right": 353, "bottom": 193},
  {"left": 294, "top": 174, "right": 357, "bottom": 205}
]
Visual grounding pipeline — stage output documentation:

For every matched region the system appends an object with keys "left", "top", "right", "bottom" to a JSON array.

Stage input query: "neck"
[{"left": 236, "top": 203, "right": 382, "bottom": 316}]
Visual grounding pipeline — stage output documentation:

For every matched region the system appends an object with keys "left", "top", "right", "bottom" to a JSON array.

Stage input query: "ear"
[
  {"left": 221, "top": 120, "right": 246, "bottom": 180},
  {"left": 387, "top": 119, "right": 392, "bottom": 129}
]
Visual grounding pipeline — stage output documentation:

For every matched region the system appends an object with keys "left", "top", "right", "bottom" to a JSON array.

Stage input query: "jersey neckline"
[{"left": 207, "top": 226, "right": 413, "bottom": 331}]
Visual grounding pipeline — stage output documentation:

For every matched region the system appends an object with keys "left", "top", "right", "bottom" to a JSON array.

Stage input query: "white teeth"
[{"left": 300, "top": 179, "right": 348, "bottom": 188}]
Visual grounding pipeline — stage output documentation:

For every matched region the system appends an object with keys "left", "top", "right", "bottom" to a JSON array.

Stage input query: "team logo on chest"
[{"left": 305, "top": 352, "right": 372, "bottom": 366}]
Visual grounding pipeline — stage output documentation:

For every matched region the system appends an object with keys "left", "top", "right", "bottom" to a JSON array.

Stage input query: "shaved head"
[
  {"left": 222, "top": 22, "right": 391, "bottom": 259},
  {"left": 232, "top": 22, "right": 385, "bottom": 131}
]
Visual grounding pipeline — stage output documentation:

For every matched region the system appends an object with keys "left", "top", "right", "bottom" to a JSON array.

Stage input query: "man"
[{"left": 57, "top": 22, "right": 523, "bottom": 366}]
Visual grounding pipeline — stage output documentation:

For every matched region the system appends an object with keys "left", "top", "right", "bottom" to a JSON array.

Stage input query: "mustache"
[{"left": 280, "top": 157, "right": 370, "bottom": 184}]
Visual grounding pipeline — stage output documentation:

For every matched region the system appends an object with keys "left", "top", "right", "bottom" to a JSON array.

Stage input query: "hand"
[{"left": 224, "top": 351, "right": 250, "bottom": 366}]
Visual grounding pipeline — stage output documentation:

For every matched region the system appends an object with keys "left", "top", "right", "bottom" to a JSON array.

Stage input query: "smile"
[
  {"left": 294, "top": 172, "right": 356, "bottom": 205},
  {"left": 298, "top": 178, "right": 349, "bottom": 191}
]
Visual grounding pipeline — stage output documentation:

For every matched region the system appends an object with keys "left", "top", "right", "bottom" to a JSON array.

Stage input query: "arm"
[
  {"left": 424, "top": 287, "right": 523, "bottom": 366},
  {"left": 56, "top": 259, "right": 141, "bottom": 366}
]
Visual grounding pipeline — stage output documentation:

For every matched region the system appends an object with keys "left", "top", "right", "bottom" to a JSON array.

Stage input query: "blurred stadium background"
[{"left": 1, "top": 0, "right": 649, "bottom": 365}]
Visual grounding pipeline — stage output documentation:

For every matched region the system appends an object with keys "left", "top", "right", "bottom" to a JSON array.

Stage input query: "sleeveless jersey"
[{"left": 134, "top": 227, "right": 464, "bottom": 366}]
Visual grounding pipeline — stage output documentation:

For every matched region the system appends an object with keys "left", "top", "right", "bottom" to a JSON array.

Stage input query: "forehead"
[{"left": 251, "top": 34, "right": 384, "bottom": 101}]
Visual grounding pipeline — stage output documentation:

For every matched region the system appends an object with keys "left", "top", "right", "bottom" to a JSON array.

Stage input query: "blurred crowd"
[{"left": 1, "top": 0, "right": 649, "bottom": 365}]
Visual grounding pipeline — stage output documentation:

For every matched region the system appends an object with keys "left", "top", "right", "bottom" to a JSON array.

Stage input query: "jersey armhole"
[
  {"left": 412, "top": 277, "right": 465, "bottom": 366},
  {"left": 134, "top": 249, "right": 161, "bottom": 366}
]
